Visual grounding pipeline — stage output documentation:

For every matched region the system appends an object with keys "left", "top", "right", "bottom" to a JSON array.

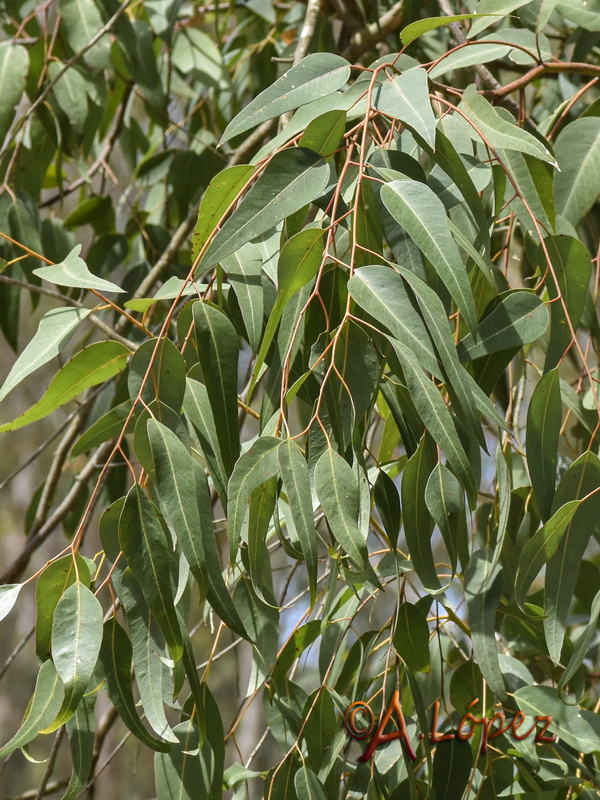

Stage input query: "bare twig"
[{"left": 341, "top": 0, "right": 403, "bottom": 61}]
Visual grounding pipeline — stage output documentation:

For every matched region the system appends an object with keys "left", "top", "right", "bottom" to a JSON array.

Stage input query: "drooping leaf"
[
  {"left": 62, "top": 694, "right": 96, "bottom": 800},
  {"left": 457, "top": 291, "right": 549, "bottom": 361},
  {"left": 154, "top": 720, "right": 211, "bottom": 800},
  {"left": 0, "top": 341, "right": 131, "bottom": 433},
  {"left": 431, "top": 738, "right": 473, "bottom": 800},
  {"left": 380, "top": 181, "right": 477, "bottom": 333},
  {"left": 0, "top": 307, "right": 91, "bottom": 403},
  {"left": 0, "top": 660, "right": 64, "bottom": 758},
  {"left": 59, "top": 0, "right": 110, "bottom": 69},
  {"left": 540, "top": 235, "right": 592, "bottom": 372},
  {"left": 0, "top": 583, "right": 22, "bottom": 621},
  {"left": 34, "top": 245, "right": 124, "bottom": 292},
  {"left": 314, "top": 447, "right": 381, "bottom": 587},
  {"left": 72, "top": 400, "right": 132, "bottom": 456},
  {"left": 227, "top": 436, "right": 282, "bottom": 562},
  {"left": 554, "top": 117, "right": 600, "bottom": 226},
  {"left": 278, "top": 438, "right": 318, "bottom": 608},
  {"left": 514, "top": 500, "right": 580, "bottom": 610},
  {"left": 558, "top": 589, "right": 600, "bottom": 691},
  {"left": 220, "top": 53, "right": 350, "bottom": 144},
  {"left": 372, "top": 68, "right": 436, "bottom": 149},
  {"left": 294, "top": 766, "right": 328, "bottom": 800},
  {"left": 459, "top": 85, "right": 556, "bottom": 165},
  {"left": 182, "top": 378, "right": 228, "bottom": 502},
  {"left": 425, "top": 461, "right": 466, "bottom": 572},
  {"left": 393, "top": 602, "right": 431, "bottom": 673},
  {"left": 127, "top": 337, "right": 186, "bottom": 412},
  {"left": 544, "top": 452, "right": 600, "bottom": 664},
  {"left": 526, "top": 369, "right": 562, "bottom": 520},
  {"left": 119, "top": 484, "right": 184, "bottom": 663},
  {"left": 200, "top": 148, "right": 329, "bottom": 271},
  {"left": 400, "top": 14, "right": 491, "bottom": 45},
  {"left": 191, "top": 164, "right": 255, "bottom": 264},
  {"left": 119, "top": 569, "right": 179, "bottom": 744},
  {"left": 222, "top": 243, "right": 264, "bottom": 352},
  {"left": 192, "top": 301, "right": 240, "bottom": 477},
  {"left": 0, "top": 42, "right": 29, "bottom": 143},
  {"left": 45, "top": 581, "right": 103, "bottom": 730},
  {"left": 465, "top": 548, "right": 506, "bottom": 699},
  {"left": 97, "top": 617, "right": 171, "bottom": 752}
]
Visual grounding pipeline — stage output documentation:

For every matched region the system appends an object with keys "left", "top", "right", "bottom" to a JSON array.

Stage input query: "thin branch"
[
  {"left": 34, "top": 729, "right": 65, "bottom": 800},
  {"left": 341, "top": 0, "right": 403, "bottom": 61},
  {"left": 482, "top": 62, "right": 600, "bottom": 98}
]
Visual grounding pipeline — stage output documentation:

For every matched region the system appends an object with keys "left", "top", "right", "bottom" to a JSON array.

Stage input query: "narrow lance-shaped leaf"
[
  {"left": 400, "top": 14, "right": 492, "bottom": 45},
  {"left": 541, "top": 235, "right": 592, "bottom": 373},
  {"left": 227, "top": 436, "right": 282, "bottom": 563},
  {"left": 0, "top": 42, "right": 29, "bottom": 142},
  {"left": 314, "top": 447, "right": 381, "bottom": 588},
  {"left": 221, "top": 242, "right": 264, "bottom": 352},
  {"left": 380, "top": 180, "right": 478, "bottom": 333},
  {"left": 0, "top": 584, "right": 22, "bottom": 621},
  {"left": 526, "top": 369, "right": 562, "bottom": 521},
  {"left": 155, "top": 720, "right": 211, "bottom": 800},
  {"left": 544, "top": 452, "right": 600, "bottom": 664},
  {"left": 278, "top": 438, "right": 318, "bottom": 608},
  {"left": 44, "top": 581, "right": 104, "bottom": 731},
  {"left": 554, "top": 117, "right": 600, "bottom": 226},
  {"left": 372, "top": 68, "right": 436, "bottom": 149},
  {"left": 465, "top": 548, "right": 506, "bottom": 699},
  {"left": 220, "top": 53, "right": 350, "bottom": 144},
  {"left": 62, "top": 694, "right": 96, "bottom": 800},
  {"left": 97, "top": 617, "right": 171, "bottom": 752},
  {"left": 249, "top": 227, "right": 324, "bottom": 395},
  {"left": 0, "top": 341, "right": 131, "bottom": 433},
  {"left": 294, "top": 767, "right": 328, "bottom": 800},
  {"left": 34, "top": 246, "right": 125, "bottom": 293},
  {"left": 457, "top": 291, "right": 549, "bottom": 361},
  {"left": 459, "top": 85, "right": 556, "bottom": 165},
  {"left": 514, "top": 500, "right": 580, "bottom": 610},
  {"left": 119, "top": 485, "right": 184, "bottom": 663},
  {"left": 0, "top": 307, "right": 91, "bottom": 403},
  {"left": 0, "top": 661, "right": 64, "bottom": 758},
  {"left": 393, "top": 602, "right": 431, "bottom": 673},
  {"left": 425, "top": 462, "right": 466, "bottom": 573},
  {"left": 200, "top": 148, "right": 329, "bottom": 271},
  {"left": 183, "top": 378, "right": 228, "bottom": 502},
  {"left": 193, "top": 301, "right": 240, "bottom": 477},
  {"left": 119, "top": 568, "right": 179, "bottom": 744}
]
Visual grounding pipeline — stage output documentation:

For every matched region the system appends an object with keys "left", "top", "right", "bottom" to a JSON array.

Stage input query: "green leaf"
[
  {"left": 514, "top": 685, "right": 600, "bottom": 754},
  {"left": 119, "top": 569, "right": 179, "bottom": 744},
  {"left": 119, "top": 485, "right": 184, "bottom": 663},
  {"left": 393, "top": 602, "right": 431, "bottom": 672},
  {"left": 380, "top": 180, "right": 477, "bottom": 333},
  {"left": 396, "top": 348, "right": 477, "bottom": 504},
  {"left": 34, "top": 246, "right": 124, "bottom": 293},
  {"left": 544, "top": 452, "right": 600, "bottom": 663},
  {"left": 465, "top": 548, "right": 506, "bottom": 698},
  {"left": 372, "top": 68, "right": 436, "bottom": 149},
  {"left": 0, "top": 341, "right": 131, "bottom": 433},
  {"left": 72, "top": 400, "right": 132, "bottom": 457},
  {"left": 0, "top": 307, "right": 91, "bottom": 403},
  {"left": 556, "top": 0, "right": 600, "bottom": 31},
  {"left": 191, "top": 165, "right": 255, "bottom": 264},
  {"left": 558, "top": 589, "right": 600, "bottom": 691},
  {"left": 221, "top": 243, "right": 264, "bottom": 352},
  {"left": 183, "top": 378, "right": 228, "bottom": 502},
  {"left": 457, "top": 291, "right": 549, "bottom": 361},
  {"left": 200, "top": 148, "right": 329, "bottom": 271},
  {"left": 299, "top": 110, "right": 346, "bottom": 158},
  {"left": 35, "top": 554, "right": 91, "bottom": 661},
  {"left": 0, "top": 42, "right": 29, "bottom": 143},
  {"left": 59, "top": 0, "right": 110, "bottom": 69},
  {"left": 0, "top": 660, "right": 64, "bottom": 758},
  {"left": 278, "top": 438, "right": 318, "bottom": 608},
  {"left": 48, "top": 62, "right": 90, "bottom": 132},
  {"left": 220, "top": 53, "right": 350, "bottom": 144},
  {"left": 154, "top": 721, "right": 210, "bottom": 800},
  {"left": 0, "top": 584, "right": 22, "bottom": 621},
  {"left": 294, "top": 767, "right": 328, "bottom": 800},
  {"left": 314, "top": 447, "right": 381, "bottom": 587},
  {"left": 62, "top": 694, "right": 96, "bottom": 800},
  {"left": 97, "top": 617, "right": 171, "bottom": 751},
  {"left": 127, "top": 337, "right": 186, "bottom": 412},
  {"left": 431, "top": 739, "right": 473, "bottom": 800},
  {"left": 459, "top": 85, "right": 556, "bottom": 164},
  {"left": 425, "top": 461, "right": 466, "bottom": 572},
  {"left": 250, "top": 227, "right": 325, "bottom": 395},
  {"left": 227, "top": 436, "right": 282, "bottom": 562},
  {"left": 514, "top": 500, "right": 580, "bottom": 610},
  {"left": 45, "top": 581, "right": 103, "bottom": 730},
  {"left": 468, "top": 0, "right": 542, "bottom": 37},
  {"left": 541, "top": 235, "right": 592, "bottom": 372},
  {"left": 526, "top": 369, "right": 561, "bottom": 520},
  {"left": 400, "top": 14, "right": 491, "bottom": 45},
  {"left": 348, "top": 266, "right": 439, "bottom": 375},
  {"left": 192, "top": 301, "right": 240, "bottom": 477}
]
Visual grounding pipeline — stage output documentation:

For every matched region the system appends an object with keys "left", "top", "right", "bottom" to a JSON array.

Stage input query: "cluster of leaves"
[{"left": 1, "top": 0, "right": 600, "bottom": 798}]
